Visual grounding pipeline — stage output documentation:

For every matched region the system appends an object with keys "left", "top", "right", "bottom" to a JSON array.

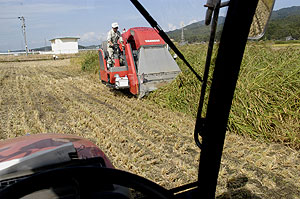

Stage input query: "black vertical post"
[{"left": 197, "top": 0, "right": 259, "bottom": 198}]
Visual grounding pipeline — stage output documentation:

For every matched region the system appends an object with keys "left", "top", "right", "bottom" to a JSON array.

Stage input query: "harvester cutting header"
[{"left": 99, "top": 27, "right": 181, "bottom": 98}]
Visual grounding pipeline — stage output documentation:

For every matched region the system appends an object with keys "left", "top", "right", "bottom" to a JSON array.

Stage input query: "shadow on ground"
[{"left": 217, "top": 175, "right": 261, "bottom": 199}]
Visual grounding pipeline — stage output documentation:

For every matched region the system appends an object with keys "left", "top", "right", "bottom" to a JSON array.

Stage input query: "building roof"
[{"left": 49, "top": 36, "right": 80, "bottom": 41}]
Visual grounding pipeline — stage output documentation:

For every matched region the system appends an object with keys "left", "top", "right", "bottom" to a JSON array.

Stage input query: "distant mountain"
[
  {"left": 270, "top": 6, "right": 300, "bottom": 20},
  {"left": 32, "top": 46, "right": 52, "bottom": 51},
  {"left": 80, "top": 45, "right": 101, "bottom": 49},
  {"left": 264, "top": 6, "right": 300, "bottom": 40},
  {"left": 166, "top": 17, "right": 225, "bottom": 43},
  {"left": 167, "top": 6, "right": 300, "bottom": 43}
]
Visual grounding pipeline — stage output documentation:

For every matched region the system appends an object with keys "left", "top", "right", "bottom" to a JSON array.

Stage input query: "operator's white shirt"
[{"left": 107, "top": 29, "right": 123, "bottom": 45}]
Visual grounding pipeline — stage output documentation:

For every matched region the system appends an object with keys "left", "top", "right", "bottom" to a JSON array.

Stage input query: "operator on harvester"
[{"left": 106, "top": 22, "right": 124, "bottom": 68}]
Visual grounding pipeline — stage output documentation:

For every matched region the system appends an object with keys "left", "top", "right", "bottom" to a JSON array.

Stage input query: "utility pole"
[
  {"left": 181, "top": 24, "right": 185, "bottom": 43},
  {"left": 44, "top": 38, "right": 47, "bottom": 52},
  {"left": 180, "top": 23, "right": 187, "bottom": 46},
  {"left": 18, "top": 16, "right": 28, "bottom": 56}
]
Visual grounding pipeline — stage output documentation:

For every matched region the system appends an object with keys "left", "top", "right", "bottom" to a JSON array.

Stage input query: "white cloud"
[
  {"left": 168, "top": 23, "right": 177, "bottom": 31},
  {"left": 187, "top": 19, "right": 197, "bottom": 25},
  {"left": 177, "top": 19, "right": 197, "bottom": 29},
  {"left": 0, "top": 2, "right": 94, "bottom": 18},
  {"left": 80, "top": 32, "right": 97, "bottom": 42},
  {"left": 80, "top": 32, "right": 106, "bottom": 43},
  {"left": 180, "top": 21, "right": 185, "bottom": 27},
  {"left": 98, "top": 33, "right": 107, "bottom": 42},
  {"left": 0, "top": 0, "right": 21, "bottom": 3}
]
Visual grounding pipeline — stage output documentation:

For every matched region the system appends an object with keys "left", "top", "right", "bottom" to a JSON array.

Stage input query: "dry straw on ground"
[{"left": 0, "top": 58, "right": 299, "bottom": 198}]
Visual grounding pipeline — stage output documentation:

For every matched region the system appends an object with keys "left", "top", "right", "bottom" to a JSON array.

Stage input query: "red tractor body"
[{"left": 0, "top": 134, "right": 114, "bottom": 172}]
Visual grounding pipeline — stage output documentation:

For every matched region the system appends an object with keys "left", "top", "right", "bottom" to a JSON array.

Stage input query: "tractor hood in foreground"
[{"left": 0, "top": 133, "right": 113, "bottom": 177}]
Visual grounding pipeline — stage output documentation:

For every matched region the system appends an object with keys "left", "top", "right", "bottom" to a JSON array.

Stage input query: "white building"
[{"left": 49, "top": 36, "right": 80, "bottom": 54}]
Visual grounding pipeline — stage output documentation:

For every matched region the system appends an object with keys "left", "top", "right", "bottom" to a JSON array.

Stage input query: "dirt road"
[{"left": 0, "top": 59, "right": 299, "bottom": 198}]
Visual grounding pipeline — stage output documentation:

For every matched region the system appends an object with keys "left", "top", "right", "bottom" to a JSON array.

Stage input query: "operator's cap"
[{"left": 112, "top": 22, "right": 119, "bottom": 28}]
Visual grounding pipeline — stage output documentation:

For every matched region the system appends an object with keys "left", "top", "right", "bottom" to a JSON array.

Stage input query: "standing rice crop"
[
  {"left": 230, "top": 43, "right": 300, "bottom": 148},
  {"left": 79, "top": 51, "right": 99, "bottom": 73},
  {"left": 148, "top": 43, "right": 300, "bottom": 149}
]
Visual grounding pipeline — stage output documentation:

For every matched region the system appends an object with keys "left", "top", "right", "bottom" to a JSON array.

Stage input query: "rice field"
[
  {"left": 148, "top": 43, "right": 300, "bottom": 150},
  {"left": 0, "top": 55, "right": 299, "bottom": 198}
]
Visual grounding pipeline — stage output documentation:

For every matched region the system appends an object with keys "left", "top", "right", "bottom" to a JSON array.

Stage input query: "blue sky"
[{"left": 0, "top": 0, "right": 299, "bottom": 51}]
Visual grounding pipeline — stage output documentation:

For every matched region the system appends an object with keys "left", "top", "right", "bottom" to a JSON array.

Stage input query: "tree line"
[{"left": 167, "top": 6, "right": 300, "bottom": 42}]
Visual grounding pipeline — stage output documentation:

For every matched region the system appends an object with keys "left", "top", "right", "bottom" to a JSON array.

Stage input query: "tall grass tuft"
[
  {"left": 148, "top": 43, "right": 300, "bottom": 149},
  {"left": 231, "top": 43, "right": 300, "bottom": 149},
  {"left": 79, "top": 51, "right": 99, "bottom": 73}
]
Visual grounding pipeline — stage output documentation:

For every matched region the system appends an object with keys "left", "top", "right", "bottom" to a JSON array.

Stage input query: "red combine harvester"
[{"left": 98, "top": 27, "right": 181, "bottom": 98}]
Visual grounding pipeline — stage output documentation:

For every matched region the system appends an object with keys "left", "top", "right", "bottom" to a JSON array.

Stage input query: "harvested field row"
[{"left": 0, "top": 59, "right": 299, "bottom": 198}]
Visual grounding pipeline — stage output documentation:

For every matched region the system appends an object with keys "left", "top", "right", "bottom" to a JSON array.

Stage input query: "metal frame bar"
[
  {"left": 194, "top": 0, "right": 221, "bottom": 149},
  {"left": 197, "top": 0, "right": 259, "bottom": 197},
  {"left": 129, "top": 0, "right": 261, "bottom": 197},
  {"left": 129, "top": 0, "right": 203, "bottom": 82}
]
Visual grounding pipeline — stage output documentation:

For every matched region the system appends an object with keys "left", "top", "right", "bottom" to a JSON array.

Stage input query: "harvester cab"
[
  {"left": 99, "top": 27, "right": 181, "bottom": 98},
  {"left": 112, "top": 43, "right": 123, "bottom": 67}
]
